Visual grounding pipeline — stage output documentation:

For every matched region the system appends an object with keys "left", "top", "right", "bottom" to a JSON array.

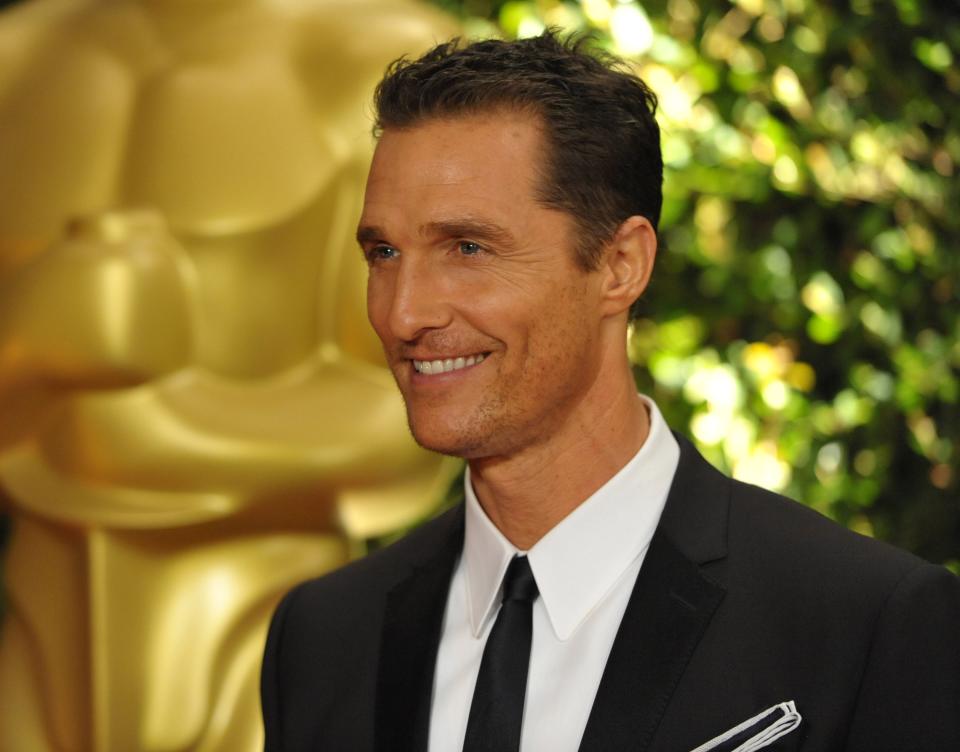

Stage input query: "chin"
[
  {"left": 409, "top": 429, "right": 475, "bottom": 459},
  {"left": 406, "top": 416, "right": 487, "bottom": 460}
]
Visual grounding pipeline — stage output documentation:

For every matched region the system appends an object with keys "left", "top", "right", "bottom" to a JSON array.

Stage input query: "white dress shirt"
[{"left": 428, "top": 395, "right": 681, "bottom": 752}]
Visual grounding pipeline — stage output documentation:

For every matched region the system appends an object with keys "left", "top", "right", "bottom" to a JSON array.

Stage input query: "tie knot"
[{"left": 502, "top": 556, "right": 539, "bottom": 603}]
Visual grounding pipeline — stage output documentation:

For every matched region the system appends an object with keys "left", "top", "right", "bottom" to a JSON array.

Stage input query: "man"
[{"left": 261, "top": 32, "right": 960, "bottom": 752}]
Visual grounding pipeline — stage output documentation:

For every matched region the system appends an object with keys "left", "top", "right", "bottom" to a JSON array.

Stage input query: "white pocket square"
[{"left": 689, "top": 700, "right": 802, "bottom": 752}]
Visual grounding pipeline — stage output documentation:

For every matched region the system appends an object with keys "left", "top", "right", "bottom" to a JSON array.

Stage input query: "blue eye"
[
  {"left": 459, "top": 241, "right": 482, "bottom": 255},
  {"left": 367, "top": 245, "right": 397, "bottom": 262}
]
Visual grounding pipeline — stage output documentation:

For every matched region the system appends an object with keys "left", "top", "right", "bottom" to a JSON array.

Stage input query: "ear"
[{"left": 598, "top": 215, "right": 657, "bottom": 318}]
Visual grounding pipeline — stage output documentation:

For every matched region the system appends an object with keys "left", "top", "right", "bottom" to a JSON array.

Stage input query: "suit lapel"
[
  {"left": 579, "top": 435, "right": 729, "bottom": 752},
  {"left": 374, "top": 506, "right": 464, "bottom": 752},
  {"left": 373, "top": 436, "right": 731, "bottom": 752},
  {"left": 578, "top": 533, "right": 725, "bottom": 752}
]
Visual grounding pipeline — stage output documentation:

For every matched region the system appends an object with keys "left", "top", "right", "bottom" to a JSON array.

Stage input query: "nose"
[{"left": 370, "top": 256, "right": 452, "bottom": 343}]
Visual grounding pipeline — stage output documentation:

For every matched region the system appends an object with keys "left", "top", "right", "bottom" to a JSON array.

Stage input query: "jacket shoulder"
[
  {"left": 261, "top": 505, "right": 463, "bottom": 749},
  {"left": 725, "top": 476, "right": 945, "bottom": 601},
  {"left": 281, "top": 503, "right": 462, "bottom": 620}
]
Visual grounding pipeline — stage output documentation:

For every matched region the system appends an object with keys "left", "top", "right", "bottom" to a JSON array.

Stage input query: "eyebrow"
[
  {"left": 356, "top": 225, "right": 387, "bottom": 245},
  {"left": 356, "top": 218, "right": 517, "bottom": 248},
  {"left": 422, "top": 219, "right": 516, "bottom": 247}
]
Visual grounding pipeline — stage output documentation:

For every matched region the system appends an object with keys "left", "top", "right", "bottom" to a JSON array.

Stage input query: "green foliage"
[{"left": 428, "top": 0, "right": 960, "bottom": 565}]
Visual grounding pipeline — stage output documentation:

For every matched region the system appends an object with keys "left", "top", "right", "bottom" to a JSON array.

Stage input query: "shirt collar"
[{"left": 462, "top": 395, "right": 680, "bottom": 641}]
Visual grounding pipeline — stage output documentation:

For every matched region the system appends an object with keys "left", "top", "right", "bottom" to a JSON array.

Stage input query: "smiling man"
[
  {"left": 261, "top": 32, "right": 960, "bottom": 752},
  {"left": 360, "top": 110, "right": 654, "bottom": 541}
]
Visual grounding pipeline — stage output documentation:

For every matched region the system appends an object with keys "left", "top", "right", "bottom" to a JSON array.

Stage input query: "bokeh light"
[{"left": 434, "top": 0, "right": 959, "bottom": 567}]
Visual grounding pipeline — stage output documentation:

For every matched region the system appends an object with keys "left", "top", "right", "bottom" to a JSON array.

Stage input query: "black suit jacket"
[{"left": 261, "top": 436, "right": 960, "bottom": 751}]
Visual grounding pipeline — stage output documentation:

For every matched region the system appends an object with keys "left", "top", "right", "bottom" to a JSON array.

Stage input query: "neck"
[{"left": 468, "top": 362, "right": 649, "bottom": 550}]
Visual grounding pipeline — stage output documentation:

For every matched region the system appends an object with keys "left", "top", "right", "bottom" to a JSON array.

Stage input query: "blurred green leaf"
[{"left": 431, "top": 0, "right": 960, "bottom": 564}]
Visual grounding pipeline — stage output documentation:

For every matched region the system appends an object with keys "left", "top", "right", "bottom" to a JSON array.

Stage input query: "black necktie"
[{"left": 462, "top": 555, "right": 540, "bottom": 752}]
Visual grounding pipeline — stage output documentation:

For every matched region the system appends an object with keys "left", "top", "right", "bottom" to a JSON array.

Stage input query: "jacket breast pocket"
[{"left": 688, "top": 701, "right": 803, "bottom": 752}]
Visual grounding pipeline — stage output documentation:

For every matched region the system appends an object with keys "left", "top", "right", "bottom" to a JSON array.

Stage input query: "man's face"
[{"left": 359, "top": 111, "right": 607, "bottom": 460}]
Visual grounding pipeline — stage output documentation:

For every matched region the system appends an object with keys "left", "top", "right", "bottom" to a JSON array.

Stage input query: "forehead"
[
  {"left": 362, "top": 112, "right": 548, "bottom": 224},
  {"left": 373, "top": 109, "right": 546, "bottom": 174}
]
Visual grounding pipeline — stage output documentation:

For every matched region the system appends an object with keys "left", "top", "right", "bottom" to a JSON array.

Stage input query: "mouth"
[{"left": 411, "top": 353, "right": 488, "bottom": 375}]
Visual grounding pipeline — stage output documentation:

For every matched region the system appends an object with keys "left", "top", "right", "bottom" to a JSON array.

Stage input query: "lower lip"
[{"left": 408, "top": 357, "right": 488, "bottom": 385}]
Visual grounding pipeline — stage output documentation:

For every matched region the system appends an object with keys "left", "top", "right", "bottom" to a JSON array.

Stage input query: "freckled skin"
[
  {"left": 360, "top": 110, "right": 657, "bottom": 548},
  {"left": 360, "top": 112, "right": 609, "bottom": 461}
]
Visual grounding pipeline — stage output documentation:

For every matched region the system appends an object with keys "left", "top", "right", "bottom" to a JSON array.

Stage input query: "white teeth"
[{"left": 413, "top": 353, "right": 487, "bottom": 374}]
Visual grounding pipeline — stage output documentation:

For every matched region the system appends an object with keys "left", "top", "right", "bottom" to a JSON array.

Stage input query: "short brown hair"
[{"left": 373, "top": 30, "right": 662, "bottom": 276}]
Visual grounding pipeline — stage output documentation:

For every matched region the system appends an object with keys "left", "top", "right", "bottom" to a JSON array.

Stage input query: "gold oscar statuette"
[{"left": 0, "top": 1, "right": 459, "bottom": 749}]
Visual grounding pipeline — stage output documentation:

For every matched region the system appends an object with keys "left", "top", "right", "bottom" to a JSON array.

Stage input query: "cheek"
[
  {"left": 365, "top": 275, "right": 389, "bottom": 335},
  {"left": 549, "top": 281, "right": 601, "bottom": 358},
  {"left": 520, "top": 286, "right": 592, "bottom": 368}
]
